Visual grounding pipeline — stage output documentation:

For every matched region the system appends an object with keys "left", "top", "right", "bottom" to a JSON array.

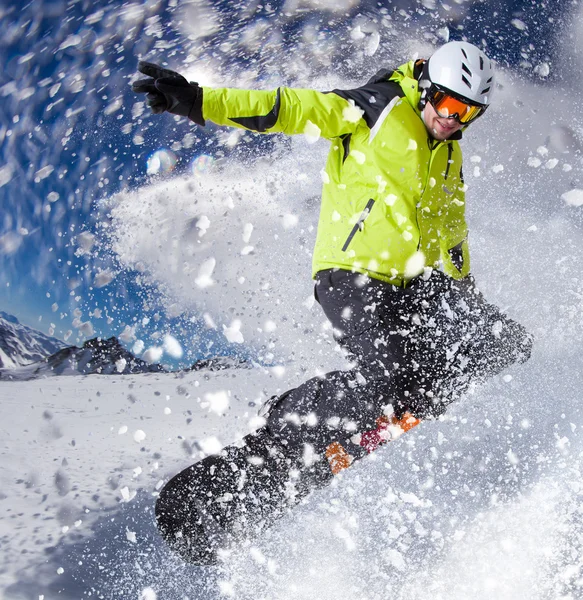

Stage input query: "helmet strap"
[{"left": 417, "top": 59, "right": 431, "bottom": 111}]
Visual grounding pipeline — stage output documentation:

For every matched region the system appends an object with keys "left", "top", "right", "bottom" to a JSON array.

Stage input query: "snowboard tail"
[{"left": 155, "top": 411, "right": 420, "bottom": 565}]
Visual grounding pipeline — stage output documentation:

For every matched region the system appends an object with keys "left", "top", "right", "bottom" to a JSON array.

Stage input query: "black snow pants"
[{"left": 265, "top": 268, "right": 533, "bottom": 456}]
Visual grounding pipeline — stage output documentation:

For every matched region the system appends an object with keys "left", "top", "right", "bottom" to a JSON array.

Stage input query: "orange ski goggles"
[{"left": 428, "top": 87, "right": 486, "bottom": 124}]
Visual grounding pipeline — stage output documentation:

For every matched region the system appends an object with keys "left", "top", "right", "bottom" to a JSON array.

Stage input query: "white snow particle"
[
  {"left": 126, "top": 528, "right": 137, "bottom": 543},
  {"left": 164, "top": 407, "right": 172, "bottom": 415},
  {"left": 492, "top": 164, "right": 504, "bottom": 173},
  {"left": 282, "top": 214, "right": 299, "bottom": 229},
  {"left": 133, "top": 430, "right": 146, "bottom": 443},
  {"left": 199, "top": 436, "right": 223, "bottom": 455},
  {"left": 350, "top": 150, "right": 366, "bottom": 165},
  {"left": 34, "top": 165, "right": 54, "bottom": 182},
  {"left": 407, "top": 139, "right": 418, "bottom": 151},
  {"left": 385, "top": 194, "right": 397, "bottom": 206},
  {"left": 203, "top": 390, "right": 230, "bottom": 415},
  {"left": 264, "top": 320, "right": 277, "bottom": 333},
  {"left": 118, "top": 425, "right": 128, "bottom": 435},
  {"left": 142, "top": 347, "right": 163, "bottom": 363},
  {"left": 163, "top": 334, "right": 183, "bottom": 359},
  {"left": 223, "top": 320, "right": 244, "bottom": 344},
  {"left": 511, "top": 18, "right": 527, "bottom": 30},
  {"left": 119, "top": 325, "right": 136, "bottom": 343},
  {"left": 196, "top": 215, "right": 211, "bottom": 235},
  {"left": 195, "top": 257, "right": 216, "bottom": 288},
  {"left": 93, "top": 269, "right": 115, "bottom": 288},
  {"left": 0, "top": 164, "right": 14, "bottom": 187},
  {"left": 562, "top": 189, "right": 583, "bottom": 207},
  {"left": 218, "top": 581, "right": 236, "bottom": 597},
  {"left": 385, "top": 548, "right": 406, "bottom": 571},
  {"left": 242, "top": 223, "right": 253, "bottom": 243},
  {"left": 527, "top": 157, "right": 541, "bottom": 168},
  {"left": 404, "top": 251, "right": 425, "bottom": 279},
  {"left": 139, "top": 587, "right": 157, "bottom": 600},
  {"left": 303, "top": 120, "right": 321, "bottom": 144},
  {"left": 120, "top": 486, "right": 137, "bottom": 502},
  {"left": 115, "top": 358, "right": 127, "bottom": 373},
  {"left": 342, "top": 100, "right": 364, "bottom": 123}
]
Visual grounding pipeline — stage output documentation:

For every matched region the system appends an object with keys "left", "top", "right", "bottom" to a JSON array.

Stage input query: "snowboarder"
[{"left": 132, "top": 41, "right": 533, "bottom": 562}]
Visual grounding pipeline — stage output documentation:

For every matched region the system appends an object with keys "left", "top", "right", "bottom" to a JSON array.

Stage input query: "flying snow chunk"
[
  {"left": 203, "top": 390, "right": 230, "bottom": 415},
  {"left": 350, "top": 150, "right": 366, "bottom": 165},
  {"left": 132, "top": 340, "right": 145, "bottom": 355},
  {"left": 264, "top": 320, "right": 277, "bottom": 333},
  {"left": 364, "top": 31, "right": 380, "bottom": 56},
  {"left": 282, "top": 214, "right": 299, "bottom": 229},
  {"left": 242, "top": 223, "right": 253, "bottom": 243},
  {"left": 407, "top": 139, "right": 418, "bottom": 151},
  {"left": 196, "top": 215, "right": 211, "bottom": 236},
  {"left": 404, "top": 251, "right": 426, "bottom": 279},
  {"left": 384, "top": 548, "right": 407, "bottom": 572},
  {"left": 199, "top": 436, "right": 223, "bottom": 455},
  {"left": 223, "top": 320, "right": 244, "bottom": 344},
  {"left": 120, "top": 486, "right": 137, "bottom": 502},
  {"left": 492, "top": 164, "right": 504, "bottom": 173},
  {"left": 142, "top": 346, "right": 163, "bottom": 363},
  {"left": 93, "top": 269, "right": 115, "bottom": 288},
  {"left": 350, "top": 25, "right": 366, "bottom": 40},
  {"left": 77, "top": 231, "right": 95, "bottom": 252},
  {"left": 139, "top": 587, "right": 157, "bottom": 600},
  {"left": 115, "top": 358, "right": 127, "bottom": 373},
  {"left": 126, "top": 528, "right": 137, "bottom": 543},
  {"left": 59, "top": 34, "right": 82, "bottom": 50},
  {"left": 0, "top": 164, "right": 13, "bottom": 187},
  {"left": 511, "top": 18, "right": 527, "bottom": 30},
  {"left": 163, "top": 334, "right": 183, "bottom": 359},
  {"left": 562, "top": 189, "right": 583, "bottom": 207},
  {"left": 133, "top": 430, "right": 146, "bottom": 443},
  {"left": 34, "top": 165, "right": 54, "bottom": 182},
  {"left": 342, "top": 100, "right": 364, "bottom": 123},
  {"left": 303, "top": 120, "right": 321, "bottom": 143},
  {"left": 195, "top": 257, "right": 216, "bottom": 288},
  {"left": 218, "top": 581, "right": 235, "bottom": 597},
  {"left": 47, "top": 191, "right": 60, "bottom": 203},
  {"left": 527, "top": 157, "right": 541, "bottom": 168},
  {"left": 119, "top": 325, "right": 136, "bottom": 343},
  {"left": 534, "top": 62, "right": 550, "bottom": 77},
  {"left": 79, "top": 321, "right": 94, "bottom": 337}
]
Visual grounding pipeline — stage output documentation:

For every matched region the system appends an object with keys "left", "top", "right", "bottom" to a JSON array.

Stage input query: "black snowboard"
[{"left": 155, "top": 412, "right": 420, "bottom": 565}]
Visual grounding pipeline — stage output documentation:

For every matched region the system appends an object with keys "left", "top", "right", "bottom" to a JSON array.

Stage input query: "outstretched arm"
[{"left": 132, "top": 61, "right": 362, "bottom": 139}]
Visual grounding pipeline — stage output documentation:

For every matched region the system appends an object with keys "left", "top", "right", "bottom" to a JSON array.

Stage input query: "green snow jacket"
[{"left": 200, "top": 60, "right": 469, "bottom": 286}]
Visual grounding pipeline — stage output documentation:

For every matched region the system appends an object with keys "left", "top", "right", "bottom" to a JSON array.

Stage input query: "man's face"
[{"left": 422, "top": 102, "right": 464, "bottom": 141}]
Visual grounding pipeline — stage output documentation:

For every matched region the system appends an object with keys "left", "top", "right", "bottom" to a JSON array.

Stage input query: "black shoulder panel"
[
  {"left": 326, "top": 76, "right": 405, "bottom": 129},
  {"left": 229, "top": 88, "right": 281, "bottom": 132}
]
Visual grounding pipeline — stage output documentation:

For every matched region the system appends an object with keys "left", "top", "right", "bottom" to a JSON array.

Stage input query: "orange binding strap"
[{"left": 325, "top": 412, "right": 421, "bottom": 475}]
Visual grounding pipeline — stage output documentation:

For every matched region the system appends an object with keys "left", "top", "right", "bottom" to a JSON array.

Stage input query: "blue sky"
[{"left": 0, "top": 0, "right": 571, "bottom": 364}]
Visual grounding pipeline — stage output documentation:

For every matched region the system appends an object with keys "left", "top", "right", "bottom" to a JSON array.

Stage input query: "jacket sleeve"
[
  {"left": 201, "top": 87, "right": 362, "bottom": 139},
  {"left": 440, "top": 179, "right": 471, "bottom": 279}
]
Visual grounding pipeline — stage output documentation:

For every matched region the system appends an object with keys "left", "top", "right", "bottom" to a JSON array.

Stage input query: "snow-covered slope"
[
  {"left": 0, "top": 336, "right": 166, "bottom": 380},
  {"left": 0, "top": 311, "right": 67, "bottom": 369}
]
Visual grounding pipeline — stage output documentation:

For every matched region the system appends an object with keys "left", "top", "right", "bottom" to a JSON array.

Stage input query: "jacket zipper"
[
  {"left": 342, "top": 199, "right": 375, "bottom": 252},
  {"left": 444, "top": 144, "right": 453, "bottom": 180}
]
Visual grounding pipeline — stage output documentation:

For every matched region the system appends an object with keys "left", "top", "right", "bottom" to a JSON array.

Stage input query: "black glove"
[{"left": 131, "top": 61, "right": 205, "bottom": 125}]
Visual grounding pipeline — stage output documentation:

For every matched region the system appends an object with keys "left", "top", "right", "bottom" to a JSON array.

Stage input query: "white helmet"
[{"left": 426, "top": 41, "right": 495, "bottom": 107}]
